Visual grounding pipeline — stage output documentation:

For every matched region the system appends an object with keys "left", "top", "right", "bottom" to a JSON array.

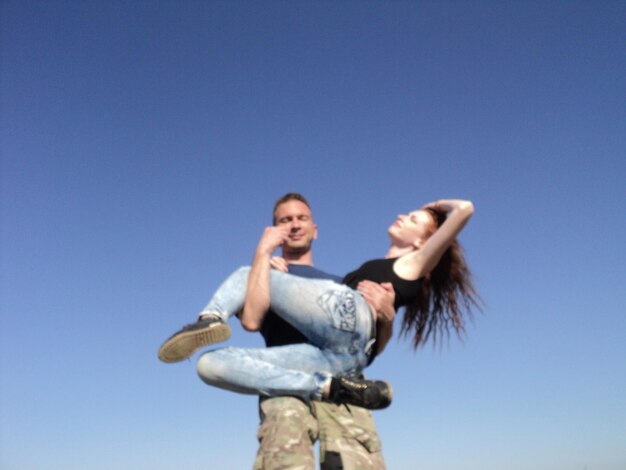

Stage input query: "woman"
[{"left": 158, "top": 199, "right": 481, "bottom": 409}]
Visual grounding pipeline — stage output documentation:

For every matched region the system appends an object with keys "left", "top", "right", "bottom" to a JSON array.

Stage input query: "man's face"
[{"left": 273, "top": 200, "right": 318, "bottom": 256}]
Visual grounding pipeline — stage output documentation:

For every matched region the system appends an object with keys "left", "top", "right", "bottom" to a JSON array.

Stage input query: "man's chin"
[{"left": 283, "top": 243, "right": 312, "bottom": 256}]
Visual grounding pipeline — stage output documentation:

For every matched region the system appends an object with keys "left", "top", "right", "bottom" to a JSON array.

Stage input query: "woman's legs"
[
  {"left": 159, "top": 266, "right": 373, "bottom": 371},
  {"left": 160, "top": 267, "right": 391, "bottom": 409},
  {"left": 263, "top": 270, "right": 373, "bottom": 359},
  {"left": 196, "top": 344, "right": 334, "bottom": 400},
  {"left": 158, "top": 267, "right": 251, "bottom": 363},
  {"left": 200, "top": 267, "right": 373, "bottom": 356},
  {"left": 197, "top": 266, "right": 252, "bottom": 321},
  {"left": 196, "top": 344, "right": 393, "bottom": 409}
]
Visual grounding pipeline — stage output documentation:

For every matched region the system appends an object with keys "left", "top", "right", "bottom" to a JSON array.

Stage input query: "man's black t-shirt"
[{"left": 259, "top": 264, "right": 341, "bottom": 347}]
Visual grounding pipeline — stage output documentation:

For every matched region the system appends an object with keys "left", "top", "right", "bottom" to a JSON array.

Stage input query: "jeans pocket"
[{"left": 317, "top": 289, "right": 357, "bottom": 333}]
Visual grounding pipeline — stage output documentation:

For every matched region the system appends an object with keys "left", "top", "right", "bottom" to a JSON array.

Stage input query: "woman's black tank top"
[{"left": 342, "top": 258, "right": 422, "bottom": 310}]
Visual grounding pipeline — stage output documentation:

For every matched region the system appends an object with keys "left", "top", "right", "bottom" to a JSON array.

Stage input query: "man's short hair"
[{"left": 272, "top": 192, "right": 311, "bottom": 225}]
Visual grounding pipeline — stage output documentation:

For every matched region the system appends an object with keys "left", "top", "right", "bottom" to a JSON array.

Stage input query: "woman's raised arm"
[{"left": 410, "top": 199, "right": 474, "bottom": 278}]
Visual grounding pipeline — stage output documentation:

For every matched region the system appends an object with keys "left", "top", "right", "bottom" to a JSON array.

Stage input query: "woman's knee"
[{"left": 196, "top": 349, "right": 231, "bottom": 383}]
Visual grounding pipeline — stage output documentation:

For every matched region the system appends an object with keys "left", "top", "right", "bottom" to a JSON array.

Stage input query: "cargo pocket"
[
  {"left": 348, "top": 408, "right": 382, "bottom": 454},
  {"left": 254, "top": 398, "right": 319, "bottom": 470},
  {"left": 316, "top": 403, "right": 385, "bottom": 468}
]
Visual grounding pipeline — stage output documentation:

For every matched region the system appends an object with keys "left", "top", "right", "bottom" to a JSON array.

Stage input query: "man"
[{"left": 250, "top": 193, "right": 392, "bottom": 470}]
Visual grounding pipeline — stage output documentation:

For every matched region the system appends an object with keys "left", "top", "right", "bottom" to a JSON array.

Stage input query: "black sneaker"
[
  {"left": 158, "top": 315, "right": 231, "bottom": 363},
  {"left": 327, "top": 376, "right": 393, "bottom": 410}
]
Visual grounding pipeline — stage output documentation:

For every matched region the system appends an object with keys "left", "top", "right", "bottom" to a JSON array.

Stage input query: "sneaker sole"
[{"left": 158, "top": 323, "right": 232, "bottom": 363}]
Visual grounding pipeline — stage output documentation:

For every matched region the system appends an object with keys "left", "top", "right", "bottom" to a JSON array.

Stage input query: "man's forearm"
[
  {"left": 240, "top": 249, "right": 272, "bottom": 331},
  {"left": 240, "top": 226, "right": 288, "bottom": 331}
]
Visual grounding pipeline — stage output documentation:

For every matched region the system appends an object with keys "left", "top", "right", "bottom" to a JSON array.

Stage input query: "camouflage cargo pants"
[{"left": 253, "top": 396, "right": 386, "bottom": 470}]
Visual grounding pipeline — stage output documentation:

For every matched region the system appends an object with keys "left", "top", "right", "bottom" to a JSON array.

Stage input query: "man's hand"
[
  {"left": 357, "top": 281, "right": 396, "bottom": 322},
  {"left": 256, "top": 226, "right": 291, "bottom": 257},
  {"left": 269, "top": 256, "right": 289, "bottom": 272}
]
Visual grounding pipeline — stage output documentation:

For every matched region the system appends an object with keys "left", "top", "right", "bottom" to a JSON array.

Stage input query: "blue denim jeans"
[{"left": 195, "top": 267, "right": 375, "bottom": 401}]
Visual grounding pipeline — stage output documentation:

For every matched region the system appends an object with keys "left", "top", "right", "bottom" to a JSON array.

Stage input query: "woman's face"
[{"left": 388, "top": 210, "right": 436, "bottom": 247}]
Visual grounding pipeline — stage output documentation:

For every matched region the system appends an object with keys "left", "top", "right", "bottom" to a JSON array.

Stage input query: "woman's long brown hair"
[{"left": 400, "top": 209, "right": 482, "bottom": 349}]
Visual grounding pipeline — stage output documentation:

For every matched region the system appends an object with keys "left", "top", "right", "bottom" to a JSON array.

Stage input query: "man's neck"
[{"left": 282, "top": 251, "right": 314, "bottom": 266}]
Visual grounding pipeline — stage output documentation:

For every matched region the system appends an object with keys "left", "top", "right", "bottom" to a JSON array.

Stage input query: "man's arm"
[{"left": 240, "top": 226, "right": 289, "bottom": 331}]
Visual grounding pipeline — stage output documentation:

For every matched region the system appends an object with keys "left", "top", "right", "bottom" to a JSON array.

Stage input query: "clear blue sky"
[{"left": 2, "top": 1, "right": 625, "bottom": 469}]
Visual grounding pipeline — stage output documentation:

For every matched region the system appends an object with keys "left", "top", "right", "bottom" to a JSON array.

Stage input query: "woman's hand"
[
  {"left": 357, "top": 281, "right": 396, "bottom": 322},
  {"left": 421, "top": 200, "right": 440, "bottom": 211},
  {"left": 269, "top": 256, "right": 289, "bottom": 272},
  {"left": 409, "top": 199, "right": 474, "bottom": 278},
  {"left": 422, "top": 199, "right": 473, "bottom": 213}
]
